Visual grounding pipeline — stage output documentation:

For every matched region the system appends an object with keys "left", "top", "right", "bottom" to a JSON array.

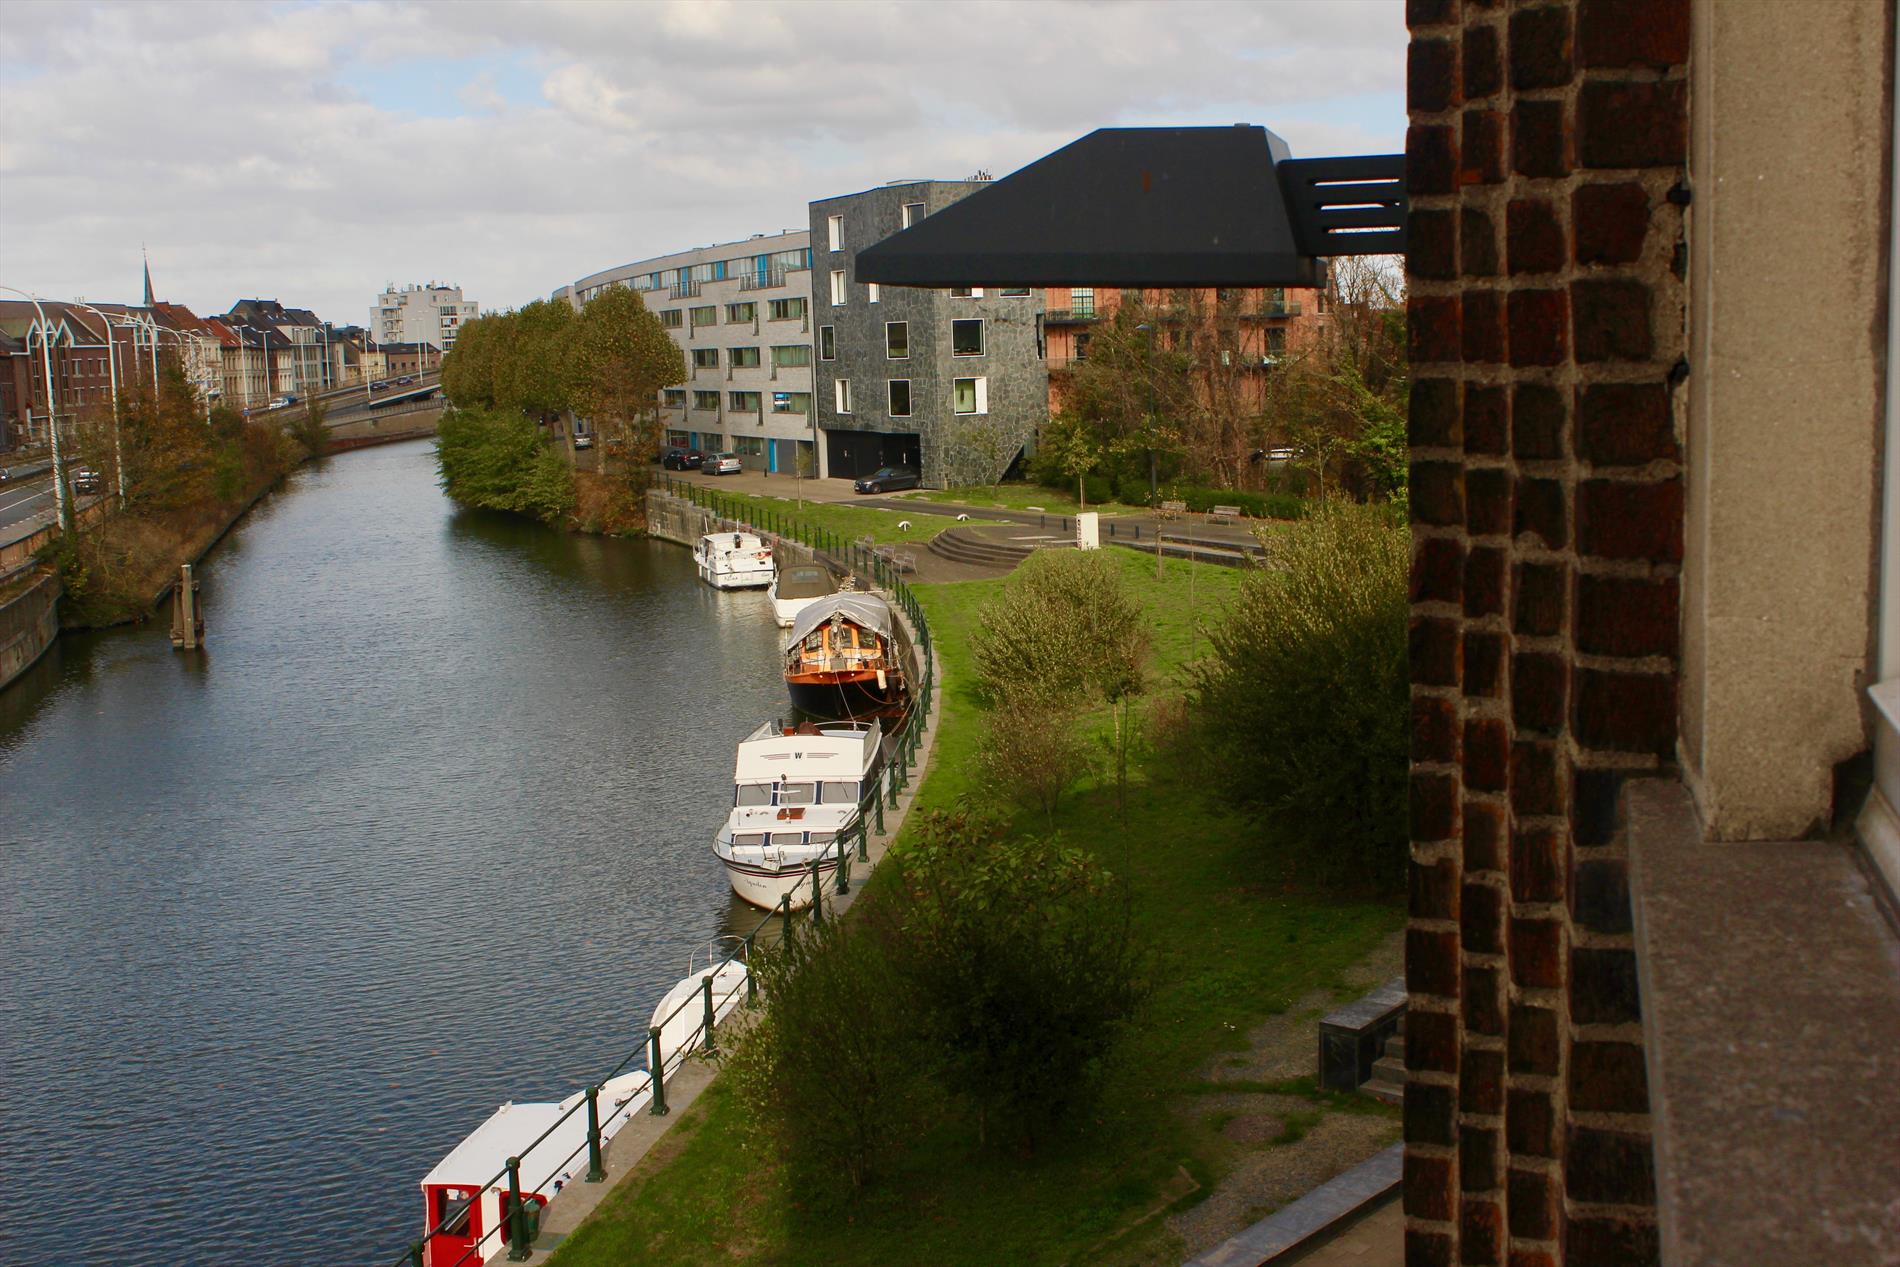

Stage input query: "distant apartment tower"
[
  {"left": 563, "top": 232, "right": 815, "bottom": 473},
  {"left": 372, "top": 283, "right": 478, "bottom": 351},
  {"left": 810, "top": 180, "right": 1047, "bottom": 487}
]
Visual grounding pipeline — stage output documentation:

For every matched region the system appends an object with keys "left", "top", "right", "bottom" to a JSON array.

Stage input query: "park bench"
[
  {"left": 1207, "top": 504, "right": 1245, "bottom": 527},
  {"left": 1158, "top": 499, "right": 1187, "bottom": 521},
  {"left": 872, "top": 542, "right": 918, "bottom": 574}
]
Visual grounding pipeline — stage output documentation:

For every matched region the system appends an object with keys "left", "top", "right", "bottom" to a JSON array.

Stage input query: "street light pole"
[
  {"left": 72, "top": 301, "right": 129, "bottom": 508},
  {"left": 1, "top": 284, "right": 72, "bottom": 531},
  {"left": 1136, "top": 321, "right": 1161, "bottom": 577}
]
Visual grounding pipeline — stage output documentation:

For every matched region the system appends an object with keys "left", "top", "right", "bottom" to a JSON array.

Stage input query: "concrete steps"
[
  {"left": 1361, "top": 1023, "right": 1405, "bottom": 1106},
  {"left": 927, "top": 526, "right": 1070, "bottom": 568}
]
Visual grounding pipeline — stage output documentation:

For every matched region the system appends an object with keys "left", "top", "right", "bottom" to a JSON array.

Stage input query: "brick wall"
[{"left": 1403, "top": 1, "right": 1688, "bottom": 1263}]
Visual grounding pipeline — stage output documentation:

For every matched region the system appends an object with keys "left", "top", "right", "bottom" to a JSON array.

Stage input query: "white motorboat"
[
  {"left": 768, "top": 561, "right": 838, "bottom": 628},
  {"left": 647, "top": 956, "right": 750, "bottom": 1077},
  {"left": 713, "top": 718, "right": 882, "bottom": 911},
  {"left": 695, "top": 531, "right": 774, "bottom": 589}
]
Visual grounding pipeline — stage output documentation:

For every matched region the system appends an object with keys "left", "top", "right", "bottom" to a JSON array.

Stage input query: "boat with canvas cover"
[
  {"left": 782, "top": 593, "right": 907, "bottom": 720},
  {"left": 768, "top": 561, "right": 838, "bottom": 627}
]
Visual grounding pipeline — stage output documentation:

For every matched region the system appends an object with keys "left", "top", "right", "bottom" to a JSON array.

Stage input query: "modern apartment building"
[
  {"left": 809, "top": 181, "right": 1047, "bottom": 486},
  {"left": 563, "top": 231, "right": 815, "bottom": 473},
  {"left": 371, "top": 283, "right": 478, "bottom": 352}
]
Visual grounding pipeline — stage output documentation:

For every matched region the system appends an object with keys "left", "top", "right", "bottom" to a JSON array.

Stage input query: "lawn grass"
[
  {"left": 548, "top": 549, "right": 1402, "bottom": 1267},
  {"left": 901, "top": 481, "right": 1152, "bottom": 517},
  {"left": 678, "top": 486, "right": 1006, "bottom": 546}
]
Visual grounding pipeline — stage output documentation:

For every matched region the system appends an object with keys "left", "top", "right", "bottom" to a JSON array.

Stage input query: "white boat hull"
[
  {"left": 701, "top": 561, "right": 774, "bottom": 589},
  {"left": 770, "top": 591, "right": 829, "bottom": 627},
  {"left": 718, "top": 849, "right": 847, "bottom": 912}
]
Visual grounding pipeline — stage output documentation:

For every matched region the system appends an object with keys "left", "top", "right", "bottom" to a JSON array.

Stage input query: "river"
[{"left": 0, "top": 439, "right": 790, "bottom": 1266}]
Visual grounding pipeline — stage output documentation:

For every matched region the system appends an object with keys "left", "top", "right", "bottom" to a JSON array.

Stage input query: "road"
[{"left": 0, "top": 469, "right": 58, "bottom": 532}]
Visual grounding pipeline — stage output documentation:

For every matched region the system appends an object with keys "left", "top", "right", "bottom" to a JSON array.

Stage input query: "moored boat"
[
  {"left": 783, "top": 594, "right": 907, "bottom": 720},
  {"left": 695, "top": 531, "right": 774, "bottom": 589},
  {"left": 713, "top": 718, "right": 882, "bottom": 910},
  {"left": 768, "top": 561, "right": 838, "bottom": 628}
]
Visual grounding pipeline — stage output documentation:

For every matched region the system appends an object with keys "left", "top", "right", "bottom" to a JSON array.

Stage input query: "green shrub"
[
  {"left": 435, "top": 407, "right": 576, "bottom": 524},
  {"left": 1187, "top": 503, "right": 1409, "bottom": 889},
  {"left": 1159, "top": 484, "right": 1309, "bottom": 520},
  {"left": 1114, "top": 473, "right": 1154, "bottom": 507},
  {"left": 975, "top": 701, "right": 1094, "bottom": 826},
  {"left": 969, "top": 548, "right": 1148, "bottom": 711},
  {"left": 1082, "top": 473, "right": 1114, "bottom": 506}
]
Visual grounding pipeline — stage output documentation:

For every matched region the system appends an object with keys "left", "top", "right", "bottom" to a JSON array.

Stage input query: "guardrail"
[{"left": 388, "top": 481, "right": 936, "bottom": 1267}]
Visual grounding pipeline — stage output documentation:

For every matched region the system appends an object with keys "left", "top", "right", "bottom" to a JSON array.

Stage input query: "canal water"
[{"left": 0, "top": 440, "right": 790, "bottom": 1266}]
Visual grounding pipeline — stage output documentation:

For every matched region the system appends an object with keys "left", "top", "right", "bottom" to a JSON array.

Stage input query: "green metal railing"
[{"left": 390, "top": 483, "right": 936, "bottom": 1267}]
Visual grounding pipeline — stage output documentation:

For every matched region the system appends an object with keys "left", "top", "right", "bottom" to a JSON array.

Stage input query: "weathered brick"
[
  {"left": 1413, "top": 377, "right": 1461, "bottom": 449},
  {"left": 1465, "top": 800, "right": 1506, "bottom": 874},
  {"left": 1459, "top": 881, "right": 1503, "bottom": 962},
  {"left": 1570, "top": 1040, "right": 1651, "bottom": 1113},
  {"left": 1462, "top": 108, "right": 1505, "bottom": 185},
  {"left": 1406, "top": 1078, "right": 1457, "bottom": 1147},
  {"left": 1506, "top": 198, "right": 1564, "bottom": 275},
  {"left": 1577, "top": 381, "right": 1678, "bottom": 466},
  {"left": 1511, "top": 651, "right": 1568, "bottom": 734},
  {"left": 1463, "top": 288, "right": 1505, "bottom": 362},
  {"left": 1579, "top": 0, "right": 1689, "bottom": 69},
  {"left": 1465, "top": 545, "right": 1506, "bottom": 618},
  {"left": 1465, "top": 629, "right": 1505, "bottom": 699},
  {"left": 1511, "top": 99, "right": 1568, "bottom": 179},
  {"left": 1466, "top": 717, "right": 1510, "bottom": 792},
  {"left": 1414, "top": 693, "right": 1461, "bottom": 764},
  {"left": 1410, "top": 37, "right": 1460, "bottom": 114},
  {"left": 1466, "top": 467, "right": 1511, "bottom": 536},
  {"left": 1507, "top": 1251, "right": 1558, "bottom": 1267},
  {"left": 1406, "top": 1151, "right": 1456, "bottom": 1221},
  {"left": 1407, "top": 0, "right": 1458, "bottom": 29},
  {"left": 1464, "top": 964, "right": 1505, "bottom": 1036},
  {"left": 1572, "top": 767, "right": 1622, "bottom": 847},
  {"left": 1577, "top": 574, "right": 1678, "bottom": 657},
  {"left": 1413, "top": 460, "right": 1467, "bottom": 528},
  {"left": 1512, "top": 560, "right": 1567, "bottom": 637},
  {"left": 1408, "top": 1228, "right": 1456, "bottom": 1267},
  {"left": 1410, "top": 124, "right": 1459, "bottom": 197},
  {"left": 1573, "top": 857, "right": 1633, "bottom": 933},
  {"left": 1575, "top": 668, "right": 1676, "bottom": 756},
  {"left": 1461, "top": 207, "right": 1500, "bottom": 277},
  {"left": 1509, "top": 4, "right": 1572, "bottom": 90},
  {"left": 1579, "top": 80, "right": 1687, "bottom": 169},
  {"left": 1572, "top": 278, "right": 1652, "bottom": 362},
  {"left": 1511, "top": 741, "right": 1563, "bottom": 817},
  {"left": 1565, "top": 1214, "right": 1661, "bottom": 1265},
  {"left": 1508, "top": 1000, "right": 1561, "bottom": 1073},
  {"left": 1514, "top": 476, "right": 1567, "bottom": 549},
  {"left": 1462, "top": 1197, "right": 1505, "bottom": 1265},
  {"left": 1512, "top": 383, "right": 1566, "bottom": 460},
  {"left": 1461, "top": 1122, "right": 1501, "bottom": 1192},
  {"left": 1465, "top": 384, "right": 1508, "bottom": 455},
  {"left": 1510, "top": 919, "right": 1565, "bottom": 990},
  {"left": 1507, "top": 288, "right": 1568, "bottom": 366},
  {"left": 1411, "top": 207, "right": 1459, "bottom": 281},
  {"left": 1410, "top": 1005, "right": 1460, "bottom": 1075},
  {"left": 1511, "top": 824, "right": 1567, "bottom": 905},
  {"left": 1463, "top": 22, "right": 1502, "bottom": 99},
  {"left": 1565, "top": 1124, "right": 1657, "bottom": 1206},
  {"left": 1573, "top": 181, "right": 1651, "bottom": 265},
  {"left": 1461, "top": 1044, "right": 1504, "bottom": 1115},
  {"left": 1411, "top": 927, "right": 1462, "bottom": 1000},
  {"left": 1413, "top": 856, "right": 1462, "bottom": 923},
  {"left": 1410, "top": 294, "right": 1462, "bottom": 363},
  {"left": 1577, "top": 477, "right": 1683, "bottom": 562},
  {"left": 1413, "top": 769, "right": 1461, "bottom": 843},
  {"left": 1413, "top": 614, "right": 1462, "bottom": 686},
  {"left": 1414, "top": 535, "right": 1466, "bottom": 604},
  {"left": 1571, "top": 946, "right": 1643, "bottom": 1025},
  {"left": 1506, "top": 1087, "right": 1555, "bottom": 1158},
  {"left": 1507, "top": 1167, "right": 1559, "bottom": 1240}
]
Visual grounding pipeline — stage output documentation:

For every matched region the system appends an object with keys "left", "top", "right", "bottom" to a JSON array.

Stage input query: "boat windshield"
[
  {"left": 776, "top": 566, "right": 833, "bottom": 599},
  {"left": 777, "top": 781, "right": 817, "bottom": 806},
  {"left": 735, "top": 783, "right": 772, "bottom": 806},
  {"left": 821, "top": 780, "right": 861, "bottom": 804}
]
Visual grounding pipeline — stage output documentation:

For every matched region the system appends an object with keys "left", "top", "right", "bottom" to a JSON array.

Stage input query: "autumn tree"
[
  {"left": 495, "top": 298, "right": 576, "bottom": 425},
  {"left": 572, "top": 286, "right": 684, "bottom": 471}
]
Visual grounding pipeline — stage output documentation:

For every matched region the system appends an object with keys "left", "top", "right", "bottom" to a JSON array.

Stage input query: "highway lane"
[{"left": 0, "top": 472, "right": 57, "bottom": 533}]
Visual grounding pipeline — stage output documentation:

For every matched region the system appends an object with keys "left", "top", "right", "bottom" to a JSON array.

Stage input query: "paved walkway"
[{"left": 1288, "top": 1198, "right": 1401, "bottom": 1266}]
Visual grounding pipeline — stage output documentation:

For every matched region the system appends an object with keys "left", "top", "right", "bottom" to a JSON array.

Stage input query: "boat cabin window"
[
  {"left": 776, "top": 781, "right": 816, "bottom": 806},
  {"left": 733, "top": 832, "right": 767, "bottom": 847},
  {"left": 735, "top": 783, "right": 772, "bottom": 807},
  {"left": 435, "top": 1188, "right": 473, "bottom": 1237},
  {"left": 804, "top": 630, "right": 824, "bottom": 653},
  {"left": 820, "top": 780, "right": 860, "bottom": 804},
  {"left": 808, "top": 831, "right": 837, "bottom": 844}
]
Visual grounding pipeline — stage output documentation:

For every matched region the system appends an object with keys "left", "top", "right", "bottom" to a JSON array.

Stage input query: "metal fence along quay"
[{"left": 390, "top": 479, "right": 937, "bottom": 1267}]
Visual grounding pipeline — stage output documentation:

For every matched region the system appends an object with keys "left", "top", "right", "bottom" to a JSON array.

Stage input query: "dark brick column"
[{"left": 1403, "top": 1, "right": 1688, "bottom": 1264}]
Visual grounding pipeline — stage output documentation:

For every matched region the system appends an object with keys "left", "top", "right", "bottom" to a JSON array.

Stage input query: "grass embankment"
[
  {"left": 683, "top": 487, "right": 1006, "bottom": 546},
  {"left": 549, "top": 549, "right": 1401, "bottom": 1267},
  {"left": 901, "top": 483, "right": 1151, "bottom": 517}
]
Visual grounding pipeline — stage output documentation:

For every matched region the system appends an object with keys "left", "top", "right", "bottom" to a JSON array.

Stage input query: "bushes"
[
  {"left": 969, "top": 548, "right": 1147, "bottom": 710},
  {"left": 1186, "top": 503, "right": 1409, "bottom": 889},
  {"left": 1160, "top": 483, "right": 1308, "bottom": 520},
  {"left": 975, "top": 701, "right": 1093, "bottom": 826},
  {"left": 435, "top": 407, "right": 576, "bottom": 525}
]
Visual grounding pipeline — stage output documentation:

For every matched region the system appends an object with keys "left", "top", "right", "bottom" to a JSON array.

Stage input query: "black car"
[
  {"left": 662, "top": 448, "right": 706, "bottom": 471},
  {"left": 853, "top": 466, "right": 920, "bottom": 494}
]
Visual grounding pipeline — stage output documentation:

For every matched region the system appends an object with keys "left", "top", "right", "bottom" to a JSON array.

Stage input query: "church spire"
[{"left": 142, "top": 248, "right": 154, "bottom": 307}]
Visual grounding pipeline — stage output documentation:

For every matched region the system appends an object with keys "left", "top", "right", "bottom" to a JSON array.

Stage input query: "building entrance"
[{"left": 823, "top": 429, "right": 919, "bottom": 480}]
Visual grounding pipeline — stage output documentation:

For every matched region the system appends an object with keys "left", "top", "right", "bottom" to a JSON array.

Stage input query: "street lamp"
[
  {"left": 0, "top": 284, "right": 72, "bottom": 531},
  {"left": 71, "top": 300, "right": 133, "bottom": 507}
]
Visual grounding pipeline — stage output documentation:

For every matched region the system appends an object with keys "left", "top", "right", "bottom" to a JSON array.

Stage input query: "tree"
[
  {"left": 976, "top": 701, "right": 1094, "bottom": 826},
  {"left": 1039, "top": 412, "right": 1104, "bottom": 509},
  {"left": 970, "top": 548, "right": 1148, "bottom": 713},
  {"left": 494, "top": 298, "right": 576, "bottom": 425},
  {"left": 441, "top": 311, "right": 502, "bottom": 409},
  {"left": 572, "top": 286, "right": 684, "bottom": 471},
  {"left": 793, "top": 442, "right": 815, "bottom": 508}
]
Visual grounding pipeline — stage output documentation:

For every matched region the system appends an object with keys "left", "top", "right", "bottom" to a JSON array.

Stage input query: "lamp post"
[
  {"left": 1, "top": 284, "right": 72, "bottom": 531},
  {"left": 71, "top": 301, "right": 131, "bottom": 507}
]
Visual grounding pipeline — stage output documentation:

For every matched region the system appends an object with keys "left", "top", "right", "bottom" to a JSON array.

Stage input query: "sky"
[{"left": 0, "top": 0, "right": 1406, "bottom": 329}]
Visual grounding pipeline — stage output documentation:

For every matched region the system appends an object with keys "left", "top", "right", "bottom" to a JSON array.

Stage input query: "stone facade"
[
  {"left": 809, "top": 181, "right": 1047, "bottom": 487},
  {"left": 1403, "top": 0, "right": 1690, "bottom": 1262}
]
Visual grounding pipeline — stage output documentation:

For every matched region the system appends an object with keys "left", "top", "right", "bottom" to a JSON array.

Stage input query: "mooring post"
[
  {"left": 809, "top": 858, "right": 824, "bottom": 923},
  {"left": 744, "top": 934, "right": 758, "bottom": 1003},
  {"left": 505, "top": 1157, "right": 531, "bottom": 1261},
  {"left": 585, "top": 1085, "right": 606, "bottom": 1182},
  {"left": 648, "top": 1029, "right": 669, "bottom": 1115},
  {"left": 701, "top": 974, "right": 718, "bottom": 1054},
  {"left": 835, "top": 835, "right": 849, "bottom": 895}
]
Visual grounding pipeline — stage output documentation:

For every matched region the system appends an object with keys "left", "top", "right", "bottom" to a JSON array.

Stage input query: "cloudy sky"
[{"left": 0, "top": 0, "right": 1404, "bottom": 329}]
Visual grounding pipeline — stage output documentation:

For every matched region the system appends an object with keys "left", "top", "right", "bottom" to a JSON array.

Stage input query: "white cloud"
[{"left": 0, "top": 0, "right": 1405, "bottom": 323}]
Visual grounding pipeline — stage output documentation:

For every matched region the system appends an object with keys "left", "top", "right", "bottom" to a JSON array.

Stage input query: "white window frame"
[
  {"left": 902, "top": 201, "right": 925, "bottom": 229},
  {"left": 885, "top": 321, "right": 908, "bottom": 360},
  {"left": 819, "top": 325, "right": 835, "bottom": 361},
  {"left": 867, "top": 283, "right": 880, "bottom": 304},
  {"left": 830, "top": 270, "right": 847, "bottom": 306},
  {"left": 952, "top": 376, "right": 988, "bottom": 416},
  {"left": 835, "top": 378, "right": 852, "bottom": 414},
  {"left": 888, "top": 379, "right": 911, "bottom": 418},
  {"left": 951, "top": 318, "right": 986, "bottom": 358},
  {"left": 950, "top": 287, "right": 986, "bottom": 299},
  {"left": 827, "top": 214, "right": 844, "bottom": 251}
]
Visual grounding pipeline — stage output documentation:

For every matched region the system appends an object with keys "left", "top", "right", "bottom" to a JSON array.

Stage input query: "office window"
[
  {"left": 659, "top": 309, "right": 683, "bottom": 328},
  {"left": 693, "top": 347, "right": 718, "bottom": 369},
  {"left": 769, "top": 297, "right": 806, "bottom": 321},
  {"left": 888, "top": 379, "right": 911, "bottom": 417},
  {"left": 728, "top": 346, "right": 760, "bottom": 368},
  {"left": 952, "top": 319, "right": 985, "bottom": 357},
  {"left": 771, "top": 391, "right": 811, "bottom": 414},
  {"left": 885, "top": 321, "right": 908, "bottom": 359},
  {"left": 952, "top": 376, "right": 988, "bottom": 415},
  {"left": 729, "top": 391, "right": 761, "bottom": 412},
  {"left": 693, "top": 390, "right": 720, "bottom": 411},
  {"left": 771, "top": 344, "right": 811, "bottom": 368},
  {"left": 829, "top": 270, "right": 847, "bottom": 305},
  {"left": 835, "top": 379, "right": 852, "bottom": 413},
  {"left": 662, "top": 388, "right": 687, "bottom": 407},
  {"left": 726, "top": 302, "right": 756, "bottom": 323},
  {"left": 819, "top": 326, "right": 835, "bottom": 360},
  {"left": 867, "top": 283, "right": 880, "bottom": 303},
  {"left": 902, "top": 201, "right": 925, "bottom": 228},
  {"left": 827, "top": 214, "right": 844, "bottom": 251},
  {"left": 690, "top": 306, "right": 717, "bottom": 328},
  {"left": 949, "top": 286, "right": 985, "bottom": 298}
]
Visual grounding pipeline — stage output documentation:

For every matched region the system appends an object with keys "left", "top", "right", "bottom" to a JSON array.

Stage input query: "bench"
[
  {"left": 1207, "top": 504, "right": 1245, "bottom": 527},
  {"left": 1158, "top": 499, "right": 1187, "bottom": 521},
  {"left": 872, "top": 543, "right": 918, "bottom": 574}
]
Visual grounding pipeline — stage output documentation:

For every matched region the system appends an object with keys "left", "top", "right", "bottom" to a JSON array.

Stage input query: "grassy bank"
[
  {"left": 548, "top": 548, "right": 1402, "bottom": 1267},
  {"left": 669, "top": 485, "right": 1006, "bottom": 546}
]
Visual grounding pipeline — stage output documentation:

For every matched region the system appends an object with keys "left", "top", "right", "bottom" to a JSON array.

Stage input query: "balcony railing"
[
  {"left": 1044, "top": 308, "right": 1097, "bottom": 323},
  {"left": 669, "top": 280, "right": 703, "bottom": 299},
  {"left": 1248, "top": 301, "right": 1304, "bottom": 319},
  {"left": 737, "top": 266, "right": 809, "bottom": 293}
]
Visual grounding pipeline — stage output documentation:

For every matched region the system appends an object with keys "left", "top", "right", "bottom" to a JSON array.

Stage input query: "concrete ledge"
[
  {"left": 1624, "top": 779, "right": 1900, "bottom": 1267},
  {"left": 1182, "top": 1144, "right": 1400, "bottom": 1267}
]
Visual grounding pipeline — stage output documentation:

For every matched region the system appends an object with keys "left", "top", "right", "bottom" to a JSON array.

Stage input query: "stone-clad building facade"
[{"left": 809, "top": 181, "right": 1047, "bottom": 486}]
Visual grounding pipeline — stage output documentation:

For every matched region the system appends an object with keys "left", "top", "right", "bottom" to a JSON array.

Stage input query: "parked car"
[
  {"left": 707, "top": 452, "right": 743, "bottom": 475},
  {"left": 397, "top": 376, "right": 416, "bottom": 385},
  {"left": 370, "top": 379, "right": 389, "bottom": 391},
  {"left": 266, "top": 396, "right": 292, "bottom": 410},
  {"left": 70, "top": 465, "right": 102, "bottom": 494},
  {"left": 662, "top": 448, "right": 705, "bottom": 470},
  {"left": 853, "top": 466, "right": 920, "bottom": 494},
  {"left": 573, "top": 432, "right": 594, "bottom": 450}
]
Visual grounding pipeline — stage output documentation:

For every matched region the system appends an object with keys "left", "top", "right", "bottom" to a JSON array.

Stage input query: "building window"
[
  {"left": 1075, "top": 332, "right": 1092, "bottom": 361},
  {"left": 734, "top": 435, "right": 765, "bottom": 456},
  {"left": 829, "top": 270, "right": 847, "bottom": 305},
  {"left": 699, "top": 432, "right": 726, "bottom": 450},
  {"left": 952, "top": 319, "right": 985, "bottom": 357},
  {"left": 1265, "top": 328, "right": 1287, "bottom": 356},
  {"left": 819, "top": 326, "right": 835, "bottom": 360},
  {"left": 902, "top": 201, "right": 925, "bottom": 228},
  {"left": 952, "top": 376, "right": 988, "bottom": 415},
  {"left": 835, "top": 379, "right": 852, "bottom": 413},
  {"left": 1070, "top": 288, "right": 1095, "bottom": 317},
  {"left": 886, "top": 321, "right": 908, "bottom": 359},
  {"left": 771, "top": 391, "right": 811, "bottom": 414},
  {"left": 867, "top": 283, "right": 880, "bottom": 304},
  {"left": 660, "top": 309, "right": 683, "bottom": 328},
  {"left": 663, "top": 389, "right": 687, "bottom": 407},
  {"left": 1000, "top": 287, "right": 1031, "bottom": 297},
  {"left": 888, "top": 379, "right": 911, "bottom": 417},
  {"left": 729, "top": 391, "right": 761, "bottom": 412},
  {"left": 693, "top": 347, "right": 718, "bottom": 369},
  {"left": 666, "top": 428, "right": 690, "bottom": 447},
  {"left": 690, "top": 306, "right": 717, "bottom": 328},
  {"left": 726, "top": 302, "right": 756, "bottom": 323},
  {"left": 827, "top": 214, "right": 844, "bottom": 251},
  {"left": 693, "top": 390, "right": 720, "bottom": 411},
  {"left": 769, "top": 297, "right": 806, "bottom": 321},
  {"left": 729, "top": 346, "right": 760, "bottom": 368},
  {"left": 771, "top": 344, "right": 811, "bottom": 368},
  {"left": 950, "top": 286, "right": 985, "bottom": 299}
]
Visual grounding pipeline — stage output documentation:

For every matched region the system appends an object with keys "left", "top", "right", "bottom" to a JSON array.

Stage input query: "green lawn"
[
  {"left": 549, "top": 550, "right": 1402, "bottom": 1267},
  {"left": 901, "top": 482, "right": 1153, "bottom": 517},
  {"left": 677, "top": 486, "right": 1006, "bottom": 546}
]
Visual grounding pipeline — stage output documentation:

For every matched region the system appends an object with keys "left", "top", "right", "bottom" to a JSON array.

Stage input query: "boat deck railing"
[{"left": 392, "top": 478, "right": 937, "bottom": 1267}]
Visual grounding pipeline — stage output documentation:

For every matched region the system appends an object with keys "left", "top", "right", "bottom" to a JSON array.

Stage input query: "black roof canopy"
[{"left": 854, "top": 125, "right": 1404, "bottom": 290}]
